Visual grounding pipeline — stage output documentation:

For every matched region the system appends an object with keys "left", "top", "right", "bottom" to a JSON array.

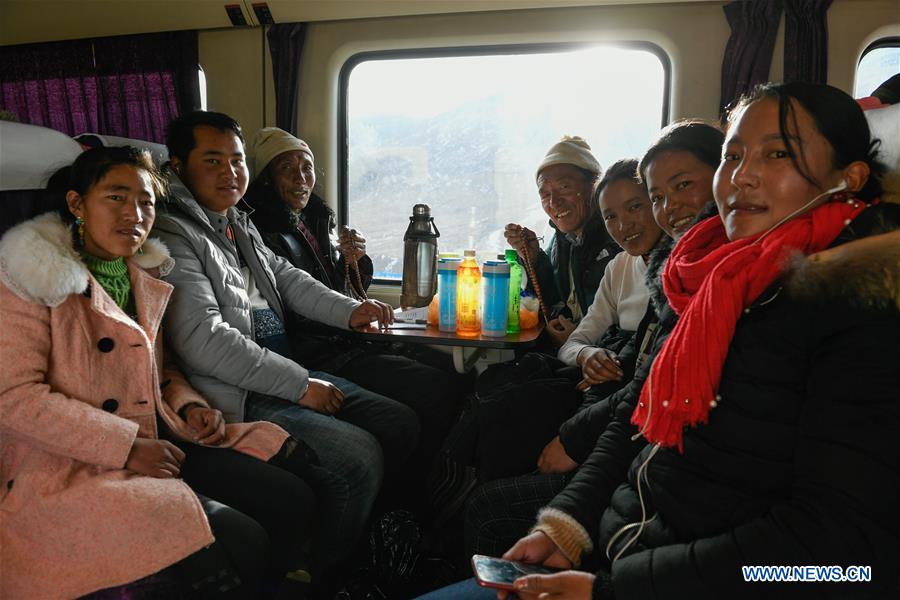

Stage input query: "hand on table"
[{"left": 350, "top": 299, "right": 394, "bottom": 329}]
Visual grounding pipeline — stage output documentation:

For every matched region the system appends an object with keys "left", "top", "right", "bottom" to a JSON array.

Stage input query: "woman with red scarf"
[{"left": 481, "top": 82, "right": 900, "bottom": 599}]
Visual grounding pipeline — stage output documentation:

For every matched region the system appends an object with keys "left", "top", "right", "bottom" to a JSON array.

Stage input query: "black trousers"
[
  {"left": 336, "top": 352, "right": 460, "bottom": 467},
  {"left": 184, "top": 496, "right": 270, "bottom": 599},
  {"left": 83, "top": 496, "right": 271, "bottom": 600},
  {"left": 464, "top": 472, "right": 572, "bottom": 558},
  {"left": 334, "top": 349, "right": 465, "bottom": 515},
  {"left": 304, "top": 336, "right": 469, "bottom": 468},
  {"left": 81, "top": 442, "right": 314, "bottom": 600},
  {"left": 176, "top": 443, "right": 316, "bottom": 584}
]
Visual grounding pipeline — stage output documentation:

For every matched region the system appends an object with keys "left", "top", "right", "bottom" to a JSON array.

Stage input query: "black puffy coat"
[
  {"left": 246, "top": 185, "right": 374, "bottom": 367},
  {"left": 529, "top": 212, "right": 621, "bottom": 319},
  {"left": 556, "top": 233, "right": 677, "bottom": 465},
  {"left": 558, "top": 204, "right": 900, "bottom": 599},
  {"left": 247, "top": 188, "right": 374, "bottom": 295},
  {"left": 553, "top": 204, "right": 717, "bottom": 505}
]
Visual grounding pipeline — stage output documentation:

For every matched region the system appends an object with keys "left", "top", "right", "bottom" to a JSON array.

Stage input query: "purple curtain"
[
  {"left": 0, "top": 31, "right": 199, "bottom": 142},
  {"left": 784, "top": 0, "right": 834, "bottom": 84},
  {"left": 719, "top": 0, "right": 784, "bottom": 115},
  {"left": 267, "top": 23, "right": 307, "bottom": 134},
  {"left": 0, "top": 39, "right": 100, "bottom": 135}
]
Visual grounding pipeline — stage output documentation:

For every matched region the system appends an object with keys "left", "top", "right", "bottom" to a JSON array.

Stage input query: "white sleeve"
[{"left": 557, "top": 256, "right": 620, "bottom": 366}]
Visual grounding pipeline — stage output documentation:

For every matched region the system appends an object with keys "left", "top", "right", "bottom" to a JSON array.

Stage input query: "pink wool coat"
[{"left": 0, "top": 213, "right": 290, "bottom": 599}]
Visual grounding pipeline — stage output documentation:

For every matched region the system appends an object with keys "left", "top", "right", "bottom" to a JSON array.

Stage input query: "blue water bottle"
[
  {"left": 481, "top": 260, "right": 510, "bottom": 337},
  {"left": 437, "top": 258, "right": 462, "bottom": 332}
]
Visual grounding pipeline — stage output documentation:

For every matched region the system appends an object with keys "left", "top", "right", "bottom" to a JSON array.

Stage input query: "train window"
[
  {"left": 854, "top": 39, "right": 900, "bottom": 97},
  {"left": 341, "top": 44, "right": 669, "bottom": 281}
]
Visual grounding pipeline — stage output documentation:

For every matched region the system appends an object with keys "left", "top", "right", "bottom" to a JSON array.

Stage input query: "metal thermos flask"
[{"left": 400, "top": 204, "right": 440, "bottom": 308}]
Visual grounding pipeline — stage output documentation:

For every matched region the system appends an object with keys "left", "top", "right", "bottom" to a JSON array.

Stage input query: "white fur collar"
[{"left": 0, "top": 212, "right": 174, "bottom": 307}]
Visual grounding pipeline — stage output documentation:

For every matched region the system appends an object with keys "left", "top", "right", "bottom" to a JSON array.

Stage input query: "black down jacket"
[
  {"left": 246, "top": 186, "right": 374, "bottom": 368},
  {"left": 528, "top": 212, "right": 621, "bottom": 319},
  {"left": 558, "top": 204, "right": 900, "bottom": 599}
]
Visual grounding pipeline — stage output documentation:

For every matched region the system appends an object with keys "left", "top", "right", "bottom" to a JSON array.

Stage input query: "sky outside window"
[{"left": 345, "top": 46, "right": 667, "bottom": 279}]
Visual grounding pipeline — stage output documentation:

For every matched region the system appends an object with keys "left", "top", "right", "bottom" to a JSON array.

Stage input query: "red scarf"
[{"left": 631, "top": 199, "right": 867, "bottom": 451}]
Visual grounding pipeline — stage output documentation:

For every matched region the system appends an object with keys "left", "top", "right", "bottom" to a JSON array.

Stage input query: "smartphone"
[{"left": 471, "top": 554, "right": 560, "bottom": 591}]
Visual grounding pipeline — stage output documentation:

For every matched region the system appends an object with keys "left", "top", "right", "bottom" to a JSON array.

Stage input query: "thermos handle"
[{"left": 430, "top": 217, "right": 440, "bottom": 238}]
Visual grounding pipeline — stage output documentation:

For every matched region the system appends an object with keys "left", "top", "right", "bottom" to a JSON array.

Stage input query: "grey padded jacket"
[{"left": 152, "top": 175, "right": 360, "bottom": 422}]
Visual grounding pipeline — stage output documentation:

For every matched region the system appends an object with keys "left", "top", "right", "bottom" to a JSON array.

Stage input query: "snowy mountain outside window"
[{"left": 344, "top": 46, "right": 667, "bottom": 280}]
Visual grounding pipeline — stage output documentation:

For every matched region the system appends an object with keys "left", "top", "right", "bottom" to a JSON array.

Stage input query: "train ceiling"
[{"left": 0, "top": 0, "right": 721, "bottom": 46}]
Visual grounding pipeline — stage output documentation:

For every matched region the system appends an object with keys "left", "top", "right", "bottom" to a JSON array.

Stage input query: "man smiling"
[
  {"left": 152, "top": 111, "right": 419, "bottom": 571},
  {"left": 504, "top": 136, "right": 621, "bottom": 347}
]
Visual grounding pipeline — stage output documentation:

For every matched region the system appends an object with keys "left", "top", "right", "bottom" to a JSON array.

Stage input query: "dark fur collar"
[
  {"left": 645, "top": 202, "right": 721, "bottom": 315},
  {"left": 645, "top": 203, "right": 900, "bottom": 313},
  {"left": 786, "top": 205, "right": 900, "bottom": 310},
  {"left": 645, "top": 234, "right": 675, "bottom": 315}
]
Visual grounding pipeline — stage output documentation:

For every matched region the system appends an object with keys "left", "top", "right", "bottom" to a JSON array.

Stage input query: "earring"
[
  {"left": 137, "top": 246, "right": 144, "bottom": 255},
  {"left": 75, "top": 217, "right": 85, "bottom": 247}
]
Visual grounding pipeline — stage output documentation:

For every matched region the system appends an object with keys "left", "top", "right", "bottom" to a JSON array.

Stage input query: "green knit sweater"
[{"left": 82, "top": 253, "right": 134, "bottom": 315}]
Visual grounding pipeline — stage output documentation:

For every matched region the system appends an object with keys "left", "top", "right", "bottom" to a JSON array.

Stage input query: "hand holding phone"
[{"left": 471, "top": 554, "right": 560, "bottom": 591}]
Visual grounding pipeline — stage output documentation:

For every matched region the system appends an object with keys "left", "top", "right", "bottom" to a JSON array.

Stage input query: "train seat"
[
  {"left": 864, "top": 102, "right": 900, "bottom": 202},
  {"left": 75, "top": 133, "right": 169, "bottom": 166},
  {"left": 0, "top": 121, "right": 83, "bottom": 237}
]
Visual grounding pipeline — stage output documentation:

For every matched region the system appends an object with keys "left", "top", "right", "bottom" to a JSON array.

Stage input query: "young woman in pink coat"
[{"left": 0, "top": 147, "right": 316, "bottom": 599}]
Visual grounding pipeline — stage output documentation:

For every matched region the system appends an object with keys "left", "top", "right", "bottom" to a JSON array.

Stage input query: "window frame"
[
  {"left": 338, "top": 41, "right": 672, "bottom": 284},
  {"left": 855, "top": 36, "right": 900, "bottom": 98}
]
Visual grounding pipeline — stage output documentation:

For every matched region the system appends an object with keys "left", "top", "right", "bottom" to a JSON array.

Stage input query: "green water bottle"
[{"left": 505, "top": 249, "right": 522, "bottom": 333}]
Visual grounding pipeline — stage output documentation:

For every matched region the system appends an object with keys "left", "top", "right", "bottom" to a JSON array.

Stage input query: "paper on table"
[{"left": 394, "top": 306, "right": 429, "bottom": 324}]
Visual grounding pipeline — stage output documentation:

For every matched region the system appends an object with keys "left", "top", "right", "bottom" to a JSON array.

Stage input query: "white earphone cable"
[{"left": 753, "top": 181, "right": 848, "bottom": 245}]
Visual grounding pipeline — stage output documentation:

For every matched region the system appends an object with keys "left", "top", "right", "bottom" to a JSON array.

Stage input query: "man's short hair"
[{"left": 166, "top": 111, "right": 244, "bottom": 164}]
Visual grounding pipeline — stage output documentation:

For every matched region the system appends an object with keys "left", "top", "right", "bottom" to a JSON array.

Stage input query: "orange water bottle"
[{"left": 456, "top": 249, "right": 481, "bottom": 336}]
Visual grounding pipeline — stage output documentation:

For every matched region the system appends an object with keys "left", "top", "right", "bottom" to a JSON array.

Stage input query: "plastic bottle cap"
[
  {"left": 438, "top": 258, "right": 463, "bottom": 271},
  {"left": 482, "top": 260, "right": 510, "bottom": 274},
  {"left": 463, "top": 249, "right": 476, "bottom": 258},
  {"left": 505, "top": 249, "right": 518, "bottom": 261}
]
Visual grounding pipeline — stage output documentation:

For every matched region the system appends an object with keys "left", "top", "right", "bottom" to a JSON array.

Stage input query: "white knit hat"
[
  {"left": 536, "top": 135, "right": 602, "bottom": 181},
  {"left": 248, "top": 127, "right": 314, "bottom": 179}
]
